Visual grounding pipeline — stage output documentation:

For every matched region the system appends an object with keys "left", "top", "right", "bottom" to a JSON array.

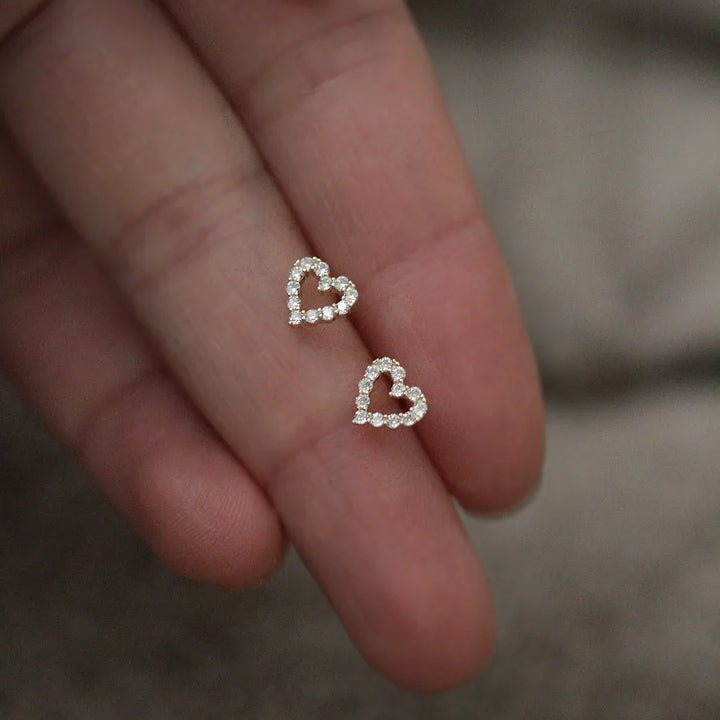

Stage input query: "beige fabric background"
[{"left": 2, "top": 1, "right": 719, "bottom": 717}]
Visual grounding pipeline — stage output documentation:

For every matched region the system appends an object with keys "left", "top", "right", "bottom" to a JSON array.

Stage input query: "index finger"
[{"left": 162, "top": 0, "right": 545, "bottom": 511}]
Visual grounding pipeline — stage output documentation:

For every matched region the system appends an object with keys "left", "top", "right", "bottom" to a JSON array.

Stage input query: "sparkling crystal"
[
  {"left": 356, "top": 394, "right": 370, "bottom": 409},
  {"left": 334, "top": 276, "right": 350, "bottom": 291},
  {"left": 317, "top": 277, "right": 333, "bottom": 292},
  {"left": 387, "top": 414, "right": 401, "bottom": 429},
  {"left": 289, "top": 267, "right": 304, "bottom": 282},
  {"left": 321, "top": 305, "right": 335, "bottom": 321},
  {"left": 300, "top": 257, "right": 314, "bottom": 271},
  {"left": 306, "top": 309, "right": 319, "bottom": 324},
  {"left": 406, "top": 387, "right": 422, "bottom": 402},
  {"left": 289, "top": 311, "right": 303, "bottom": 325},
  {"left": 288, "top": 297, "right": 301, "bottom": 310},
  {"left": 353, "top": 410, "right": 368, "bottom": 425},
  {"left": 389, "top": 382, "right": 405, "bottom": 398},
  {"left": 391, "top": 366, "right": 406, "bottom": 382},
  {"left": 286, "top": 281, "right": 300, "bottom": 295},
  {"left": 377, "top": 357, "right": 393, "bottom": 372},
  {"left": 336, "top": 300, "right": 349, "bottom": 315},
  {"left": 345, "top": 286, "right": 358, "bottom": 304},
  {"left": 316, "top": 261, "right": 329, "bottom": 277},
  {"left": 365, "top": 365, "right": 380, "bottom": 380},
  {"left": 358, "top": 378, "right": 373, "bottom": 393},
  {"left": 414, "top": 401, "right": 428, "bottom": 419},
  {"left": 402, "top": 412, "right": 415, "bottom": 426},
  {"left": 370, "top": 413, "right": 384, "bottom": 428}
]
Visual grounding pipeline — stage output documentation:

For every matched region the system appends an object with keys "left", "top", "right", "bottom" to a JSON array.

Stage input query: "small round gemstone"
[
  {"left": 358, "top": 378, "right": 373, "bottom": 393},
  {"left": 336, "top": 300, "right": 349, "bottom": 315},
  {"left": 414, "top": 401, "right": 428, "bottom": 420},
  {"left": 406, "top": 387, "right": 422, "bottom": 402},
  {"left": 317, "top": 277, "right": 333, "bottom": 292},
  {"left": 345, "top": 286, "right": 358, "bottom": 304},
  {"left": 288, "top": 297, "right": 301, "bottom": 310},
  {"left": 286, "top": 281, "right": 300, "bottom": 295},
  {"left": 356, "top": 394, "right": 370, "bottom": 410},
  {"left": 289, "top": 311, "right": 303, "bottom": 325},
  {"left": 289, "top": 267, "right": 304, "bottom": 282},
  {"left": 402, "top": 412, "right": 415, "bottom": 426},
  {"left": 370, "top": 413, "right": 384, "bottom": 428},
  {"left": 390, "top": 366, "right": 406, "bottom": 382},
  {"left": 353, "top": 410, "right": 368, "bottom": 425},
  {"left": 365, "top": 366, "right": 380, "bottom": 380},
  {"left": 389, "top": 382, "right": 405, "bottom": 398},
  {"left": 377, "top": 357, "right": 393, "bottom": 372},
  {"left": 321, "top": 306, "right": 335, "bottom": 321},
  {"left": 387, "top": 414, "right": 401, "bottom": 429},
  {"left": 315, "top": 261, "right": 329, "bottom": 277},
  {"left": 306, "top": 309, "right": 319, "bottom": 324},
  {"left": 334, "top": 276, "right": 350, "bottom": 291},
  {"left": 300, "top": 257, "right": 314, "bottom": 271}
]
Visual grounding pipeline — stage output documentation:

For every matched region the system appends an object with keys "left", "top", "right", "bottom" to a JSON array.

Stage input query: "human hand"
[{"left": 0, "top": 0, "right": 544, "bottom": 691}]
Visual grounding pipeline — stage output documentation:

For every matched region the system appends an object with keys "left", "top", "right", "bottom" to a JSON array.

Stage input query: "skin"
[{"left": 0, "top": 0, "right": 544, "bottom": 692}]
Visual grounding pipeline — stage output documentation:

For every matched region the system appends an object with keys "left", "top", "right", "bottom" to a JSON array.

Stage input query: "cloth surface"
[{"left": 2, "top": 1, "right": 719, "bottom": 717}]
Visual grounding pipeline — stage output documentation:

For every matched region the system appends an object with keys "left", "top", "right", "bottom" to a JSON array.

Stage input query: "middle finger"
[{"left": 0, "top": 0, "right": 492, "bottom": 688}]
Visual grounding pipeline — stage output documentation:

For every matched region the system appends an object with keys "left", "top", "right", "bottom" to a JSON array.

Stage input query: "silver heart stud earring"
[
  {"left": 353, "top": 357, "right": 428, "bottom": 428},
  {"left": 286, "top": 256, "right": 358, "bottom": 325}
]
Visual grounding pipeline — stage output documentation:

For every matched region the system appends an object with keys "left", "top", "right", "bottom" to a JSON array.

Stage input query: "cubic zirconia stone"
[
  {"left": 358, "top": 378, "right": 373, "bottom": 393},
  {"left": 289, "top": 311, "right": 303, "bottom": 325},
  {"left": 390, "top": 382, "right": 405, "bottom": 398},
  {"left": 336, "top": 300, "right": 349, "bottom": 315},
  {"left": 377, "top": 357, "right": 393, "bottom": 372},
  {"left": 365, "top": 366, "right": 381, "bottom": 380},
  {"left": 321, "top": 306, "right": 335, "bottom": 321},
  {"left": 353, "top": 410, "right": 369, "bottom": 425},
  {"left": 334, "top": 276, "right": 350, "bottom": 291},
  {"left": 288, "top": 297, "right": 301, "bottom": 310},
  {"left": 316, "top": 261, "right": 329, "bottom": 277},
  {"left": 370, "top": 413, "right": 384, "bottom": 428},
  {"left": 290, "top": 267, "right": 304, "bottom": 282},
  {"left": 345, "top": 286, "right": 358, "bottom": 304},
  {"left": 306, "top": 309, "right": 319, "bottom": 324},
  {"left": 356, "top": 394, "right": 370, "bottom": 410},
  {"left": 391, "top": 366, "right": 406, "bottom": 382},
  {"left": 387, "top": 414, "right": 401, "bottom": 429},
  {"left": 406, "top": 387, "right": 422, "bottom": 402},
  {"left": 300, "top": 257, "right": 314, "bottom": 271},
  {"left": 317, "top": 277, "right": 333, "bottom": 292},
  {"left": 414, "top": 401, "right": 428, "bottom": 419},
  {"left": 286, "top": 281, "right": 300, "bottom": 295},
  {"left": 402, "top": 412, "right": 415, "bottom": 426}
]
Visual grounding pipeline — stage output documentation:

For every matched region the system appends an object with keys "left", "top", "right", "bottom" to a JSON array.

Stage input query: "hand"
[{"left": 0, "top": 0, "right": 543, "bottom": 691}]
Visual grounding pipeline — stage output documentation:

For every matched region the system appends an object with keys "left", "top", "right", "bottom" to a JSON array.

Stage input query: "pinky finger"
[{"left": 0, "top": 141, "right": 284, "bottom": 587}]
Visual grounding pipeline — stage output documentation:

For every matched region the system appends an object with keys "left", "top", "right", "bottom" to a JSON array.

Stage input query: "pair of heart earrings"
[{"left": 286, "top": 256, "right": 428, "bottom": 429}]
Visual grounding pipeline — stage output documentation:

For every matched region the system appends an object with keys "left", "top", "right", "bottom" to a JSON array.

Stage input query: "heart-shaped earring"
[
  {"left": 353, "top": 357, "right": 428, "bottom": 428},
  {"left": 287, "top": 256, "right": 358, "bottom": 325}
]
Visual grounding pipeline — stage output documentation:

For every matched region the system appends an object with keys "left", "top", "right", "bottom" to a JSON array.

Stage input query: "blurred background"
[{"left": 2, "top": 0, "right": 719, "bottom": 717}]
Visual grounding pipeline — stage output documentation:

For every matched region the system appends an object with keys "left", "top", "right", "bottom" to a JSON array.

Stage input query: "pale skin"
[{"left": 0, "top": 0, "right": 545, "bottom": 691}]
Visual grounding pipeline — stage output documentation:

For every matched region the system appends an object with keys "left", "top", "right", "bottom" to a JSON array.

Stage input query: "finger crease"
[
  {"left": 235, "top": 4, "right": 409, "bottom": 128},
  {"left": 261, "top": 410, "right": 351, "bottom": 500},
  {"left": 103, "top": 162, "right": 267, "bottom": 296},
  {"left": 70, "top": 363, "right": 166, "bottom": 460},
  {"left": 359, "top": 207, "right": 489, "bottom": 304}
]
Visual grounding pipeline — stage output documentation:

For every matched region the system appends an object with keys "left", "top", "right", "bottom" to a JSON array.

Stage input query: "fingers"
[
  {"left": 0, "top": 133, "right": 284, "bottom": 587},
  {"left": 0, "top": 0, "right": 493, "bottom": 689},
  {"left": 162, "top": 0, "right": 545, "bottom": 512}
]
